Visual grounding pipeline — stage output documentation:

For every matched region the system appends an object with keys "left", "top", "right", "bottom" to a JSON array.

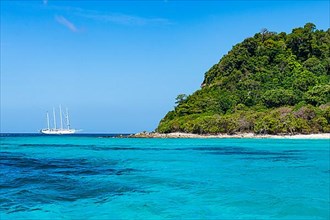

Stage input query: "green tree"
[
  {"left": 262, "top": 89, "right": 297, "bottom": 107},
  {"left": 157, "top": 23, "right": 330, "bottom": 134},
  {"left": 175, "top": 94, "right": 188, "bottom": 105},
  {"left": 304, "top": 84, "right": 330, "bottom": 105}
]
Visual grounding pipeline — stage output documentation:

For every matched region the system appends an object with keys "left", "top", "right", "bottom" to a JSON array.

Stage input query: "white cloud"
[
  {"left": 63, "top": 8, "right": 172, "bottom": 26},
  {"left": 55, "top": 15, "right": 79, "bottom": 32},
  {"left": 50, "top": 7, "right": 171, "bottom": 29}
]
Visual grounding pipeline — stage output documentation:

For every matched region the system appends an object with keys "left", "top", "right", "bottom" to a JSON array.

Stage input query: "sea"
[{"left": 0, "top": 134, "right": 329, "bottom": 220}]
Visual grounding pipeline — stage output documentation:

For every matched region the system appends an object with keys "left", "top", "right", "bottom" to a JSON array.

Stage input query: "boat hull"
[{"left": 40, "top": 129, "right": 76, "bottom": 135}]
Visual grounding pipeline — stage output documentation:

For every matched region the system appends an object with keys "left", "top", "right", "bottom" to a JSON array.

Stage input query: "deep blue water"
[{"left": 0, "top": 134, "right": 329, "bottom": 219}]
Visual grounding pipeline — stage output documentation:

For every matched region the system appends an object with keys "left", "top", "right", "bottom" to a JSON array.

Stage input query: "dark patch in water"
[
  {"left": 20, "top": 143, "right": 89, "bottom": 148},
  {"left": 94, "top": 145, "right": 250, "bottom": 152},
  {"left": 190, "top": 146, "right": 247, "bottom": 152},
  {"left": 91, "top": 146, "right": 313, "bottom": 162},
  {"left": 240, "top": 155, "right": 302, "bottom": 162},
  {"left": 0, "top": 152, "right": 143, "bottom": 213},
  {"left": 17, "top": 143, "right": 273, "bottom": 155},
  {"left": 92, "top": 146, "right": 170, "bottom": 151},
  {"left": 191, "top": 146, "right": 305, "bottom": 161},
  {"left": 282, "top": 150, "right": 306, "bottom": 153}
]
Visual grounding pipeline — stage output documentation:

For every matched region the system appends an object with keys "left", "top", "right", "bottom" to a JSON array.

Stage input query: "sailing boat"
[{"left": 40, "top": 105, "right": 76, "bottom": 134}]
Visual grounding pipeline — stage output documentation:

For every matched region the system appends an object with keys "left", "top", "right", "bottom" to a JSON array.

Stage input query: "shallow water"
[{"left": 0, "top": 134, "right": 329, "bottom": 219}]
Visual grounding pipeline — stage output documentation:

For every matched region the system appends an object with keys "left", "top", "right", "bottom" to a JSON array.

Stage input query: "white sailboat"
[{"left": 40, "top": 105, "right": 76, "bottom": 134}]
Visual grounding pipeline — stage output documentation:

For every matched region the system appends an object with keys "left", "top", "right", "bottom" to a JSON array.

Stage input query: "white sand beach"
[{"left": 131, "top": 132, "right": 330, "bottom": 139}]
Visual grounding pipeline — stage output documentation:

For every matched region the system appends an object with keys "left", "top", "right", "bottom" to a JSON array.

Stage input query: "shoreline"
[{"left": 130, "top": 132, "right": 330, "bottom": 139}]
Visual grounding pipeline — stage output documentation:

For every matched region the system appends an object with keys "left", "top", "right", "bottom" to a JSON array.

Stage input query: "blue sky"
[{"left": 1, "top": 0, "right": 329, "bottom": 133}]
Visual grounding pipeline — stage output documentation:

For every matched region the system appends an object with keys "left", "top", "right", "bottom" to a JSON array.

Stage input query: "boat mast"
[
  {"left": 53, "top": 107, "right": 57, "bottom": 129},
  {"left": 59, "top": 105, "right": 63, "bottom": 130},
  {"left": 66, "top": 108, "right": 70, "bottom": 129},
  {"left": 46, "top": 112, "right": 50, "bottom": 130}
]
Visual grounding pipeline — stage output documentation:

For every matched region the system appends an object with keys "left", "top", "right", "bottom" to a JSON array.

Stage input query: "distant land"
[{"left": 156, "top": 23, "right": 330, "bottom": 135}]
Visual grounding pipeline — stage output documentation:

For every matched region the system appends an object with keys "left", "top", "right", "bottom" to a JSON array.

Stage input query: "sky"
[{"left": 1, "top": 0, "right": 329, "bottom": 133}]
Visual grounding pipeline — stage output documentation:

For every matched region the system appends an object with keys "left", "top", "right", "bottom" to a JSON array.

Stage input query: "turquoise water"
[{"left": 0, "top": 134, "right": 329, "bottom": 219}]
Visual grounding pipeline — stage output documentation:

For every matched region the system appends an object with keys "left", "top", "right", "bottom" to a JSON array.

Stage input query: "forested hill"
[{"left": 157, "top": 23, "right": 330, "bottom": 134}]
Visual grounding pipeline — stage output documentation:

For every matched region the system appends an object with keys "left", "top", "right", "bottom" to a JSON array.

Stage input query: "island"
[{"left": 154, "top": 23, "right": 330, "bottom": 137}]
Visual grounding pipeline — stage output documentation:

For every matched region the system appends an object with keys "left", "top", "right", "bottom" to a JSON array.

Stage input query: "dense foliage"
[{"left": 157, "top": 23, "right": 330, "bottom": 134}]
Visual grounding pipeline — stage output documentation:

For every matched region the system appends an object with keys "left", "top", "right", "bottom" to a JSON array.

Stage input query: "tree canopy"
[{"left": 157, "top": 23, "right": 330, "bottom": 134}]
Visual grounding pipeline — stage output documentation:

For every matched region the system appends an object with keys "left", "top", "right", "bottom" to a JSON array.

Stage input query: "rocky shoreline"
[{"left": 129, "top": 131, "right": 330, "bottom": 139}]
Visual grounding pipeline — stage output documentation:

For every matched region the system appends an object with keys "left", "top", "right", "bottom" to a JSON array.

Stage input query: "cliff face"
[{"left": 157, "top": 23, "right": 330, "bottom": 134}]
